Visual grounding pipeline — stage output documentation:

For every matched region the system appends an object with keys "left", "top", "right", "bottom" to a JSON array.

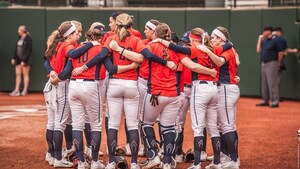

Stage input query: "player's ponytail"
[
  {"left": 155, "top": 23, "right": 171, "bottom": 41},
  {"left": 191, "top": 28, "right": 213, "bottom": 51},
  {"left": 116, "top": 13, "right": 132, "bottom": 42},
  {"left": 45, "top": 21, "right": 74, "bottom": 59}
]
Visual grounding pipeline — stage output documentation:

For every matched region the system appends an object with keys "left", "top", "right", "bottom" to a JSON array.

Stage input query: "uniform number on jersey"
[
  {"left": 119, "top": 47, "right": 132, "bottom": 60},
  {"left": 78, "top": 52, "right": 89, "bottom": 64}
]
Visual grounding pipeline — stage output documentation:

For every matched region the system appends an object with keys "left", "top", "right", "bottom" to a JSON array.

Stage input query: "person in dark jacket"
[{"left": 10, "top": 25, "right": 32, "bottom": 96}]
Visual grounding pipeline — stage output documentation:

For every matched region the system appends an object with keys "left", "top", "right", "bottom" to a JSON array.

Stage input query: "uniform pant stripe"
[
  {"left": 141, "top": 93, "right": 148, "bottom": 122},
  {"left": 97, "top": 83, "right": 101, "bottom": 123},
  {"left": 224, "top": 86, "right": 230, "bottom": 124},
  {"left": 59, "top": 83, "right": 67, "bottom": 123},
  {"left": 193, "top": 85, "right": 198, "bottom": 125}
]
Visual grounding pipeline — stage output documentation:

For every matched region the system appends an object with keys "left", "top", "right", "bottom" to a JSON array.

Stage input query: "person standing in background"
[
  {"left": 256, "top": 26, "right": 284, "bottom": 108},
  {"left": 10, "top": 25, "right": 32, "bottom": 96}
]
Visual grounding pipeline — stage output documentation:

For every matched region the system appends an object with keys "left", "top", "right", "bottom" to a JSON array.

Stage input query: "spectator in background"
[
  {"left": 10, "top": 25, "right": 32, "bottom": 96},
  {"left": 256, "top": 26, "right": 284, "bottom": 108}
]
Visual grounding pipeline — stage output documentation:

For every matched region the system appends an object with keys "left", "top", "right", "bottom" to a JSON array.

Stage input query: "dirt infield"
[{"left": 0, "top": 92, "right": 299, "bottom": 169}]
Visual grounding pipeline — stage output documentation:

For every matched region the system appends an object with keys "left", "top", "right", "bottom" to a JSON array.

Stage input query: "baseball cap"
[
  {"left": 180, "top": 31, "right": 190, "bottom": 43},
  {"left": 94, "top": 25, "right": 106, "bottom": 35}
]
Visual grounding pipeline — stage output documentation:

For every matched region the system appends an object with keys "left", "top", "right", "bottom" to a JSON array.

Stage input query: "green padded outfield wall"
[
  {"left": 0, "top": 7, "right": 299, "bottom": 100},
  {"left": 0, "top": 8, "right": 46, "bottom": 91}
]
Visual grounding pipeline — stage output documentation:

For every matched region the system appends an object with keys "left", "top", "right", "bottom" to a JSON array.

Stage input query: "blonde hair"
[
  {"left": 90, "top": 22, "right": 105, "bottom": 31},
  {"left": 45, "top": 21, "right": 74, "bottom": 59},
  {"left": 19, "top": 25, "right": 28, "bottom": 34},
  {"left": 115, "top": 13, "right": 132, "bottom": 42},
  {"left": 71, "top": 20, "right": 82, "bottom": 30},
  {"left": 216, "top": 26, "right": 230, "bottom": 42},
  {"left": 155, "top": 23, "right": 171, "bottom": 40},
  {"left": 191, "top": 27, "right": 213, "bottom": 51}
]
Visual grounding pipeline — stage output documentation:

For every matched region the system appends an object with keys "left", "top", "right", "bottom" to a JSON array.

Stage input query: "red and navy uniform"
[
  {"left": 71, "top": 44, "right": 103, "bottom": 80},
  {"left": 217, "top": 48, "right": 238, "bottom": 85},
  {"left": 147, "top": 42, "right": 184, "bottom": 97},
  {"left": 177, "top": 63, "right": 184, "bottom": 92},
  {"left": 130, "top": 28, "right": 143, "bottom": 39},
  {"left": 139, "top": 39, "right": 152, "bottom": 80},
  {"left": 104, "top": 34, "right": 146, "bottom": 80},
  {"left": 49, "top": 42, "right": 74, "bottom": 75}
]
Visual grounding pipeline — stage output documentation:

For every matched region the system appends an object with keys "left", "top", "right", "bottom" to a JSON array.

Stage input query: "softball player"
[
  {"left": 44, "top": 21, "right": 82, "bottom": 168},
  {"left": 198, "top": 26, "right": 240, "bottom": 169},
  {"left": 72, "top": 13, "right": 175, "bottom": 169},
  {"left": 156, "top": 28, "right": 233, "bottom": 169}
]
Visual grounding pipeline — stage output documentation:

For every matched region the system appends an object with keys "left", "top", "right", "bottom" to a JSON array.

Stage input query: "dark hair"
[
  {"left": 273, "top": 26, "right": 283, "bottom": 32},
  {"left": 263, "top": 26, "right": 273, "bottom": 32},
  {"left": 111, "top": 11, "right": 124, "bottom": 20},
  {"left": 171, "top": 32, "right": 179, "bottom": 44}
]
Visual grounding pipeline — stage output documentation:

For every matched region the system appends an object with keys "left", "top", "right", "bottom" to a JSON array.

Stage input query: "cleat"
[
  {"left": 221, "top": 160, "right": 239, "bottom": 169},
  {"left": 125, "top": 143, "right": 132, "bottom": 156},
  {"left": 175, "top": 154, "right": 184, "bottom": 163},
  {"left": 187, "top": 163, "right": 201, "bottom": 169},
  {"left": 141, "top": 155, "right": 161, "bottom": 169},
  {"left": 91, "top": 160, "right": 105, "bottom": 169},
  {"left": 201, "top": 151, "right": 207, "bottom": 161},
  {"left": 53, "top": 158, "right": 73, "bottom": 168},
  {"left": 45, "top": 152, "right": 54, "bottom": 166},
  {"left": 205, "top": 162, "right": 222, "bottom": 169},
  {"left": 105, "top": 162, "right": 116, "bottom": 169},
  {"left": 131, "top": 163, "right": 140, "bottom": 169}
]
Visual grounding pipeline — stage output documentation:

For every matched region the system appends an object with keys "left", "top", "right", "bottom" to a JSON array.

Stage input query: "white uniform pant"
[
  {"left": 141, "top": 93, "right": 180, "bottom": 127},
  {"left": 176, "top": 86, "right": 192, "bottom": 132},
  {"left": 44, "top": 80, "right": 71, "bottom": 132},
  {"left": 68, "top": 80, "right": 102, "bottom": 132},
  {"left": 217, "top": 84, "right": 240, "bottom": 134},
  {"left": 138, "top": 77, "right": 148, "bottom": 116},
  {"left": 190, "top": 81, "right": 219, "bottom": 138},
  {"left": 106, "top": 79, "right": 140, "bottom": 131}
]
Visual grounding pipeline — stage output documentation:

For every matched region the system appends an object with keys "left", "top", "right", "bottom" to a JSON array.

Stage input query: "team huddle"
[{"left": 43, "top": 11, "right": 240, "bottom": 169}]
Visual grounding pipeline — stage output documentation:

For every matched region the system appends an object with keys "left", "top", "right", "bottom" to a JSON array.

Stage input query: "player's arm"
[
  {"left": 197, "top": 44, "right": 225, "bottom": 67},
  {"left": 102, "top": 57, "right": 138, "bottom": 74},
  {"left": 51, "top": 60, "right": 73, "bottom": 84},
  {"left": 256, "top": 35, "right": 263, "bottom": 53},
  {"left": 67, "top": 41, "right": 99, "bottom": 59},
  {"left": 72, "top": 47, "right": 110, "bottom": 76},
  {"left": 154, "top": 38, "right": 192, "bottom": 55},
  {"left": 180, "top": 57, "right": 217, "bottom": 77},
  {"left": 44, "top": 59, "right": 53, "bottom": 74}
]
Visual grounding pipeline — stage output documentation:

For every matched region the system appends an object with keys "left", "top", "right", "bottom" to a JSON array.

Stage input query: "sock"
[
  {"left": 53, "top": 130, "right": 63, "bottom": 160},
  {"left": 107, "top": 129, "right": 118, "bottom": 163},
  {"left": 202, "top": 127, "right": 207, "bottom": 152},
  {"left": 128, "top": 129, "right": 139, "bottom": 163},
  {"left": 224, "top": 131, "right": 238, "bottom": 162},
  {"left": 161, "top": 124, "right": 176, "bottom": 164},
  {"left": 220, "top": 132, "right": 228, "bottom": 155},
  {"left": 176, "top": 128, "right": 184, "bottom": 155},
  {"left": 46, "top": 129, "right": 54, "bottom": 156},
  {"left": 64, "top": 124, "right": 73, "bottom": 150},
  {"left": 84, "top": 123, "right": 91, "bottom": 147},
  {"left": 73, "top": 130, "right": 85, "bottom": 162},
  {"left": 91, "top": 131, "right": 101, "bottom": 162},
  {"left": 211, "top": 137, "right": 221, "bottom": 164},
  {"left": 234, "top": 130, "right": 239, "bottom": 158},
  {"left": 194, "top": 136, "right": 204, "bottom": 165},
  {"left": 140, "top": 123, "right": 158, "bottom": 159}
]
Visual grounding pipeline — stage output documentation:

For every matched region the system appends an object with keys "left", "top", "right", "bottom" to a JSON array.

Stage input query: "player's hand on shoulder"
[
  {"left": 109, "top": 40, "right": 121, "bottom": 52},
  {"left": 150, "top": 38, "right": 161, "bottom": 44},
  {"left": 197, "top": 44, "right": 209, "bottom": 53},
  {"left": 166, "top": 61, "right": 177, "bottom": 71}
]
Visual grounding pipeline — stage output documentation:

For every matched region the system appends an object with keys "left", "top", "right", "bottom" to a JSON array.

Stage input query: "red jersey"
[
  {"left": 130, "top": 28, "right": 143, "bottom": 39},
  {"left": 216, "top": 48, "right": 238, "bottom": 85},
  {"left": 104, "top": 34, "right": 146, "bottom": 80},
  {"left": 49, "top": 41, "right": 74, "bottom": 74},
  {"left": 71, "top": 44, "right": 103, "bottom": 80},
  {"left": 189, "top": 46, "right": 217, "bottom": 82},
  {"left": 139, "top": 39, "right": 152, "bottom": 79},
  {"left": 147, "top": 42, "right": 184, "bottom": 97},
  {"left": 179, "top": 52, "right": 192, "bottom": 85},
  {"left": 102, "top": 31, "right": 114, "bottom": 44}
]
